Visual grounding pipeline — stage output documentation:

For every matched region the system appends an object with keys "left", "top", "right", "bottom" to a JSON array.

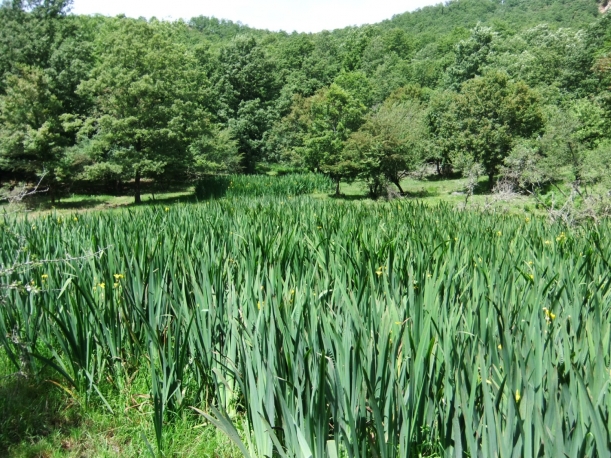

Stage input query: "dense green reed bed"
[
  {"left": 195, "top": 173, "right": 335, "bottom": 199},
  {"left": 1, "top": 196, "right": 610, "bottom": 457}
]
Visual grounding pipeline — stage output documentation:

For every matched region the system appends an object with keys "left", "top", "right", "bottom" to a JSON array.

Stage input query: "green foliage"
[
  {"left": 263, "top": 94, "right": 311, "bottom": 165},
  {"left": 213, "top": 35, "right": 280, "bottom": 173},
  {"left": 188, "top": 16, "right": 261, "bottom": 43},
  {"left": 4, "top": 1, "right": 611, "bottom": 453},
  {"left": 581, "top": 140, "right": 611, "bottom": 186},
  {"left": 214, "top": 35, "right": 279, "bottom": 115},
  {"left": 382, "top": 27, "right": 415, "bottom": 59},
  {"left": 333, "top": 71, "right": 374, "bottom": 107},
  {"left": 76, "top": 18, "right": 215, "bottom": 202},
  {"left": 385, "top": 0, "right": 599, "bottom": 38},
  {"left": 2, "top": 194, "right": 611, "bottom": 455},
  {"left": 190, "top": 126, "right": 242, "bottom": 175},
  {"left": 194, "top": 173, "right": 334, "bottom": 199},
  {"left": 0, "top": 0, "right": 74, "bottom": 92},
  {"left": 536, "top": 98, "right": 609, "bottom": 182},
  {"left": 0, "top": 66, "right": 64, "bottom": 175},
  {"left": 501, "top": 140, "right": 548, "bottom": 190},
  {"left": 0, "top": 0, "right": 92, "bottom": 196},
  {"left": 445, "top": 24, "right": 496, "bottom": 89},
  {"left": 227, "top": 98, "right": 275, "bottom": 174},
  {"left": 425, "top": 89, "right": 456, "bottom": 174},
  {"left": 346, "top": 100, "right": 427, "bottom": 196},
  {"left": 303, "top": 84, "right": 367, "bottom": 193},
  {"left": 503, "top": 98, "right": 611, "bottom": 192},
  {"left": 492, "top": 24, "right": 598, "bottom": 100},
  {"left": 1, "top": 0, "right": 610, "bottom": 197},
  {"left": 434, "top": 71, "right": 544, "bottom": 186}
]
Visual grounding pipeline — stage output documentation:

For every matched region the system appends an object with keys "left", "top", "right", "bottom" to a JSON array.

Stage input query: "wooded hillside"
[{"left": 1, "top": 0, "right": 610, "bottom": 202}]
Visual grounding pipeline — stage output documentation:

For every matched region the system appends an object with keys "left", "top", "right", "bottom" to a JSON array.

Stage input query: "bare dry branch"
[
  {"left": 1, "top": 171, "right": 49, "bottom": 206},
  {"left": 0, "top": 246, "right": 112, "bottom": 278}
]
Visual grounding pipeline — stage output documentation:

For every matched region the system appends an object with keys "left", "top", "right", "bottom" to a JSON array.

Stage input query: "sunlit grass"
[{"left": 1, "top": 174, "right": 610, "bottom": 456}]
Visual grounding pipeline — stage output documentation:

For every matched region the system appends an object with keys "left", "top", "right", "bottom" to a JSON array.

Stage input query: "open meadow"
[{"left": 1, "top": 175, "right": 610, "bottom": 457}]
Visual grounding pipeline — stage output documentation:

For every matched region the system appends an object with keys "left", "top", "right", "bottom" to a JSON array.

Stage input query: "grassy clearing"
[
  {"left": 5, "top": 190, "right": 196, "bottom": 214},
  {"left": 2, "top": 173, "right": 336, "bottom": 216},
  {"left": 338, "top": 175, "right": 534, "bottom": 213}
]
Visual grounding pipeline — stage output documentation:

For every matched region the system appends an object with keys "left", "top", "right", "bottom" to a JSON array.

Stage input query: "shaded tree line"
[{"left": 1, "top": 0, "right": 611, "bottom": 202}]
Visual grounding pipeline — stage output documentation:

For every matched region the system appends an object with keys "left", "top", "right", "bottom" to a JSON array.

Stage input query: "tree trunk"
[
  {"left": 335, "top": 178, "right": 341, "bottom": 197},
  {"left": 394, "top": 179, "right": 404, "bottom": 195},
  {"left": 488, "top": 171, "right": 495, "bottom": 191},
  {"left": 134, "top": 170, "right": 142, "bottom": 204},
  {"left": 47, "top": 171, "right": 56, "bottom": 204}
]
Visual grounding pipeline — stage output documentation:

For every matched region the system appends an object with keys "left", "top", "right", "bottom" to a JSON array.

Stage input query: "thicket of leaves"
[{"left": 1, "top": 0, "right": 611, "bottom": 201}]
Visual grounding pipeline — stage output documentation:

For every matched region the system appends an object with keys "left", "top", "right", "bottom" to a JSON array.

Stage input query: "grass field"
[{"left": 1, "top": 174, "right": 610, "bottom": 456}]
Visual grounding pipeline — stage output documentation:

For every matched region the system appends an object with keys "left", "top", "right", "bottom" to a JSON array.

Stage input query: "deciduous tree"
[
  {"left": 439, "top": 71, "right": 543, "bottom": 188},
  {"left": 346, "top": 101, "right": 427, "bottom": 197},
  {"left": 304, "top": 84, "right": 366, "bottom": 195},
  {"left": 77, "top": 19, "right": 221, "bottom": 203}
]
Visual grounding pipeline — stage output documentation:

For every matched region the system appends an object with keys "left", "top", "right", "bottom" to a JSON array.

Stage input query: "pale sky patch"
[{"left": 70, "top": 0, "right": 443, "bottom": 33}]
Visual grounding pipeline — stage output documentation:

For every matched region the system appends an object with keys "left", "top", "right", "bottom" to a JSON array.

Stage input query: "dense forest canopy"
[{"left": 1, "top": 0, "right": 611, "bottom": 201}]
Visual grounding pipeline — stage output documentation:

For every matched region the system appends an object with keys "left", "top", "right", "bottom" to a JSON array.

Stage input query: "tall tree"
[
  {"left": 0, "top": 0, "right": 73, "bottom": 91},
  {"left": 303, "top": 84, "right": 366, "bottom": 195},
  {"left": 0, "top": 0, "right": 83, "bottom": 197},
  {"left": 346, "top": 101, "right": 427, "bottom": 197},
  {"left": 0, "top": 66, "right": 63, "bottom": 178},
  {"left": 438, "top": 71, "right": 543, "bottom": 188},
  {"left": 77, "top": 19, "right": 216, "bottom": 203},
  {"left": 213, "top": 35, "right": 279, "bottom": 173}
]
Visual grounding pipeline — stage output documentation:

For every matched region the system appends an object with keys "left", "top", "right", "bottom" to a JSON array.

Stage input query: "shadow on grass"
[
  {"left": 27, "top": 198, "right": 110, "bottom": 212},
  {"left": 15, "top": 192, "right": 199, "bottom": 214},
  {"left": 329, "top": 187, "right": 438, "bottom": 201},
  {"left": 421, "top": 170, "right": 463, "bottom": 182},
  {"left": 403, "top": 188, "right": 438, "bottom": 198},
  {"left": 0, "top": 372, "right": 81, "bottom": 456},
  {"left": 136, "top": 193, "right": 200, "bottom": 207},
  {"left": 473, "top": 180, "right": 494, "bottom": 196},
  {"left": 13, "top": 180, "right": 199, "bottom": 213},
  {"left": 328, "top": 193, "right": 372, "bottom": 201}
]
